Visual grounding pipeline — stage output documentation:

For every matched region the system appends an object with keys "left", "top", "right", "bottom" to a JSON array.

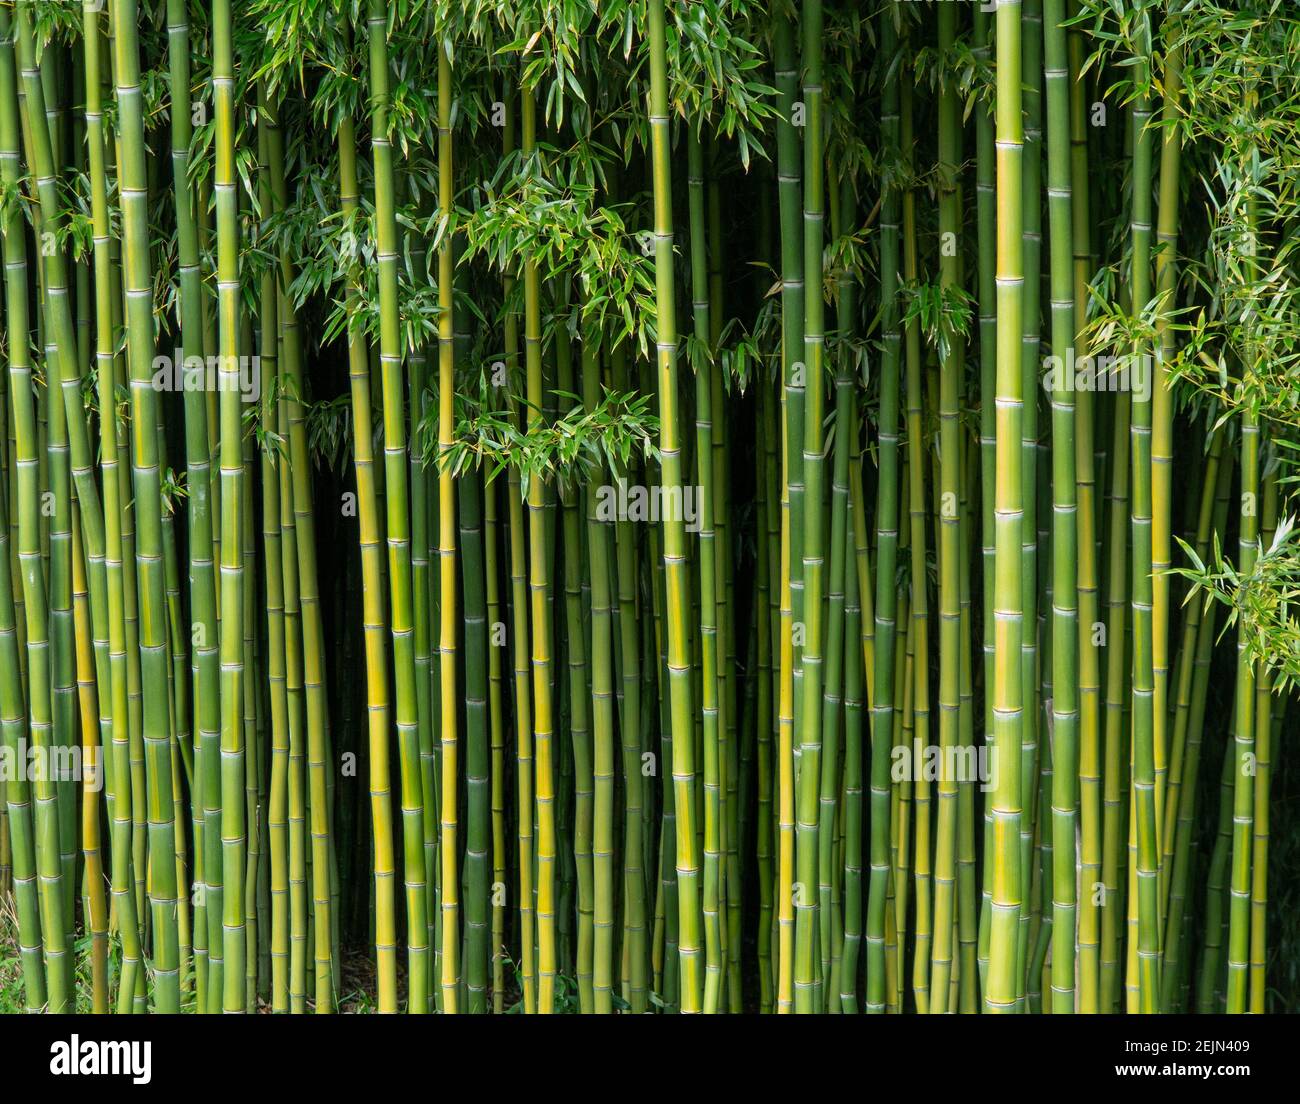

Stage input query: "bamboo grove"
[{"left": 0, "top": 0, "right": 1298, "bottom": 1015}]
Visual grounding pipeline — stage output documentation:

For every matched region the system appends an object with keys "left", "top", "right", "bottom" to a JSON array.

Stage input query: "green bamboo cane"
[
  {"left": 0, "top": 7, "right": 66, "bottom": 1012},
  {"left": 793, "top": 0, "right": 828, "bottom": 1016},
  {"left": 240, "top": 398, "right": 259, "bottom": 1010},
  {"left": 279, "top": 378, "right": 308, "bottom": 1012},
  {"left": 774, "top": 9, "right": 806, "bottom": 822},
  {"left": 957, "top": 433, "right": 979, "bottom": 1012},
  {"left": 581, "top": 324, "right": 617, "bottom": 1014},
  {"left": 80, "top": 0, "right": 146, "bottom": 1013},
  {"left": 165, "top": 0, "right": 218, "bottom": 1013},
  {"left": 0, "top": 784, "right": 8, "bottom": 909},
  {"left": 1101, "top": 110, "right": 1136, "bottom": 1011},
  {"left": 1099, "top": 385, "right": 1131, "bottom": 1012},
  {"left": 1067, "top": 3, "right": 1102, "bottom": 1012},
  {"left": 974, "top": 0, "right": 997, "bottom": 998},
  {"left": 15, "top": 6, "right": 78, "bottom": 969},
  {"left": 1160, "top": 438, "right": 1230, "bottom": 1011},
  {"left": 97, "top": 11, "right": 137, "bottom": 1011},
  {"left": 209, "top": 0, "right": 249, "bottom": 1013},
  {"left": 814, "top": 163, "right": 852, "bottom": 1014},
  {"left": 1127, "top": 30, "right": 1160, "bottom": 1012},
  {"left": 773, "top": 6, "right": 803, "bottom": 1012},
  {"left": 72, "top": 510, "right": 110, "bottom": 1012},
  {"left": 706, "top": 157, "right": 741, "bottom": 1012},
  {"left": 899, "top": 68, "right": 934, "bottom": 1015},
  {"left": 67, "top": 75, "right": 109, "bottom": 842},
  {"left": 612, "top": 355, "right": 649, "bottom": 1015},
  {"left": 504, "top": 228, "right": 536, "bottom": 1018},
  {"left": 554, "top": 302, "right": 593, "bottom": 1014},
  {"left": 435, "top": 33, "right": 460, "bottom": 1014},
  {"left": 484, "top": 456, "right": 506, "bottom": 1013},
  {"left": 24, "top": 50, "right": 76, "bottom": 960},
  {"left": 1248, "top": 466, "right": 1277, "bottom": 1012},
  {"left": 686, "top": 129, "right": 722, "bottom": 1013},
  {"left": 854, "top": 435, "right": 876, "bottom": 734},
  {"left": 840, "top": 434, "right": 866, "bottom": 1014},
  {"left": 6, "top": 343, "right": 26, "bottom": 705},
  {"left": 588, "top": 336, "right": 645, "bottom": 1014},
  {"left": 1196, "top": 740, "right": 1235, "bottom": 1012},
  {"left": 866, "top": 0, "right": 901, "bottom": 1015},
  {"left": 264, "top": 95, "right": 335, "bottom": 1012},
  {"left": 987, "top": 0, "right": 1026, "bottom": 1014},
  {"left": 252, "top": 84, "right": 286, "bottom": 1019},
  {"left": 0, "top": 289, "right": 45, "bottom": 1007},
  {"left": 459, "top": 467, "right": 489, "bottom": 1013},
  {"left": 756, "top": 373, "right": 776, "bottom": 1012},
  {"left": 647, "top": 0, "right": 701, "bottom": 1014},
  {"left": 1226, "top": 394, "right": 1260, "bottom": 1012},
  {"left": 30, "top": 14, "right": 114, "bottom": 954},
  {"left": 1150, "top": 35, "right": 1183, "bottom": 916},
  {"left": 337, "top": 107, "right": 398, "bottom": 1012},
  {"left": 517, "top": 84, "right": 559, "bottom": 1015},
  {"left": 407, "top": 180, "right": 436, "bottom": 993},
  {"left": 194, "top": 134, "right": 220, "bottom": 595},
  {"left": 1043, "top": 0, "right": 1080, "bottom": 1014},
  {"left": 892, "top": 500, "right": 913, "bottom": 1012},
  {"left": 259, "top": 297, "right": 291, "bottom": 1017},
  {"left": 1018, "top": 0, "right": 1044, "bottom": 1007},
  {"left": 114, "top": 160, "right": 149, "bottom": 983},
  {"left": 930, "top": 1, "right": 963, "bottom": 1013},
  {"left": 1160, "top": 441, "right": 1215, "bottom": 861},
  {"left": 366, "top": 0, "right": 429, "bottom": 1013},
  {"left": 164, "top": 487, "right": 190, "bottom": 806},
  {"left": 647, "top": 503, "right": 678, "bottom": 1010}
]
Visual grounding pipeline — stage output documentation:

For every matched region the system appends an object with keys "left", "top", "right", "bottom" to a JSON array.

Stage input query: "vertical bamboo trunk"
[
  {"left": 338, "top": 102, "right": 398, "bottom": 1010},
  {"left": 0, "top": 6, "right": 46, "bottom": 1009},
  {"left": 1151, "top": 37, "right": 1184, "bottom": 924},
  {"left": 1044, "top": 0, "right": 1079, "bottom": 1014},
  {"left": 518, "top": 84, "right": 559, "bottom": 1015},
  {"left": 867, "top": 0, "right": 901, "bottom": 1015},
  {"left": 367, "top": 0, "right": 429, "bottom": 1013},
  {"left": 0, "top": 5, "right": 50, "bottom": 1010},
  {"left": 929, "top": 0, "right": 963, "bottom": 1014},
  {"left": 772, "top": 4, "right": 804, "bottom": 1014},
  {"left": 794, "top": 0, "right": 827, "bottom": 1016},
  {"left": 435, "top": 33, "right": 460, "bottom": 1015},
  {"left": 987, "top": 0, "right": 1026, "bottom": 1014},
  {"left": 1226, "top": 204, "right": 1260, "bottom": 1010},
  {"left": 1067, "top": 1, "right": 1102, "bottom": 1012},
  {"left": 686, "top": 131, "right": 722, "bottom": 1013},
  {"left": 646, "top": 0, "right": 701, "bottom": 1015},
  {"left": 112, "top": 0, "right": 183, "bottom": 1013}
]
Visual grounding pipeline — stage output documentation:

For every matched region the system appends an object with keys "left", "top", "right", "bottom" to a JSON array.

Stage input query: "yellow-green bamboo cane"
[
  {"left": 338, "top": 104, "right": 398, "bottom": 1011},
  {"left": 111, "top": 0, "right": 184, "bottom": 1012},
  {"left": 435, "top": 27, "right": 460, "bottom": 1016},
  {"left": 0, "top": 4, "right": 55, "bottom": 1011},
  {"left": 1044, "top": 0, "right": 1079, "bottom": 1014},
  {"left": 366, "top": 0, "right": 429, "bottom": 1012},
  {"left": 647, "top": 0, "right": 701, "bottom": 1014},
  {"left": 518, "top": 84, "right": 558, "bottom": 1015},
  {"left": 987, "top": 0, "right": 1026, "bottom": 1014}
]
